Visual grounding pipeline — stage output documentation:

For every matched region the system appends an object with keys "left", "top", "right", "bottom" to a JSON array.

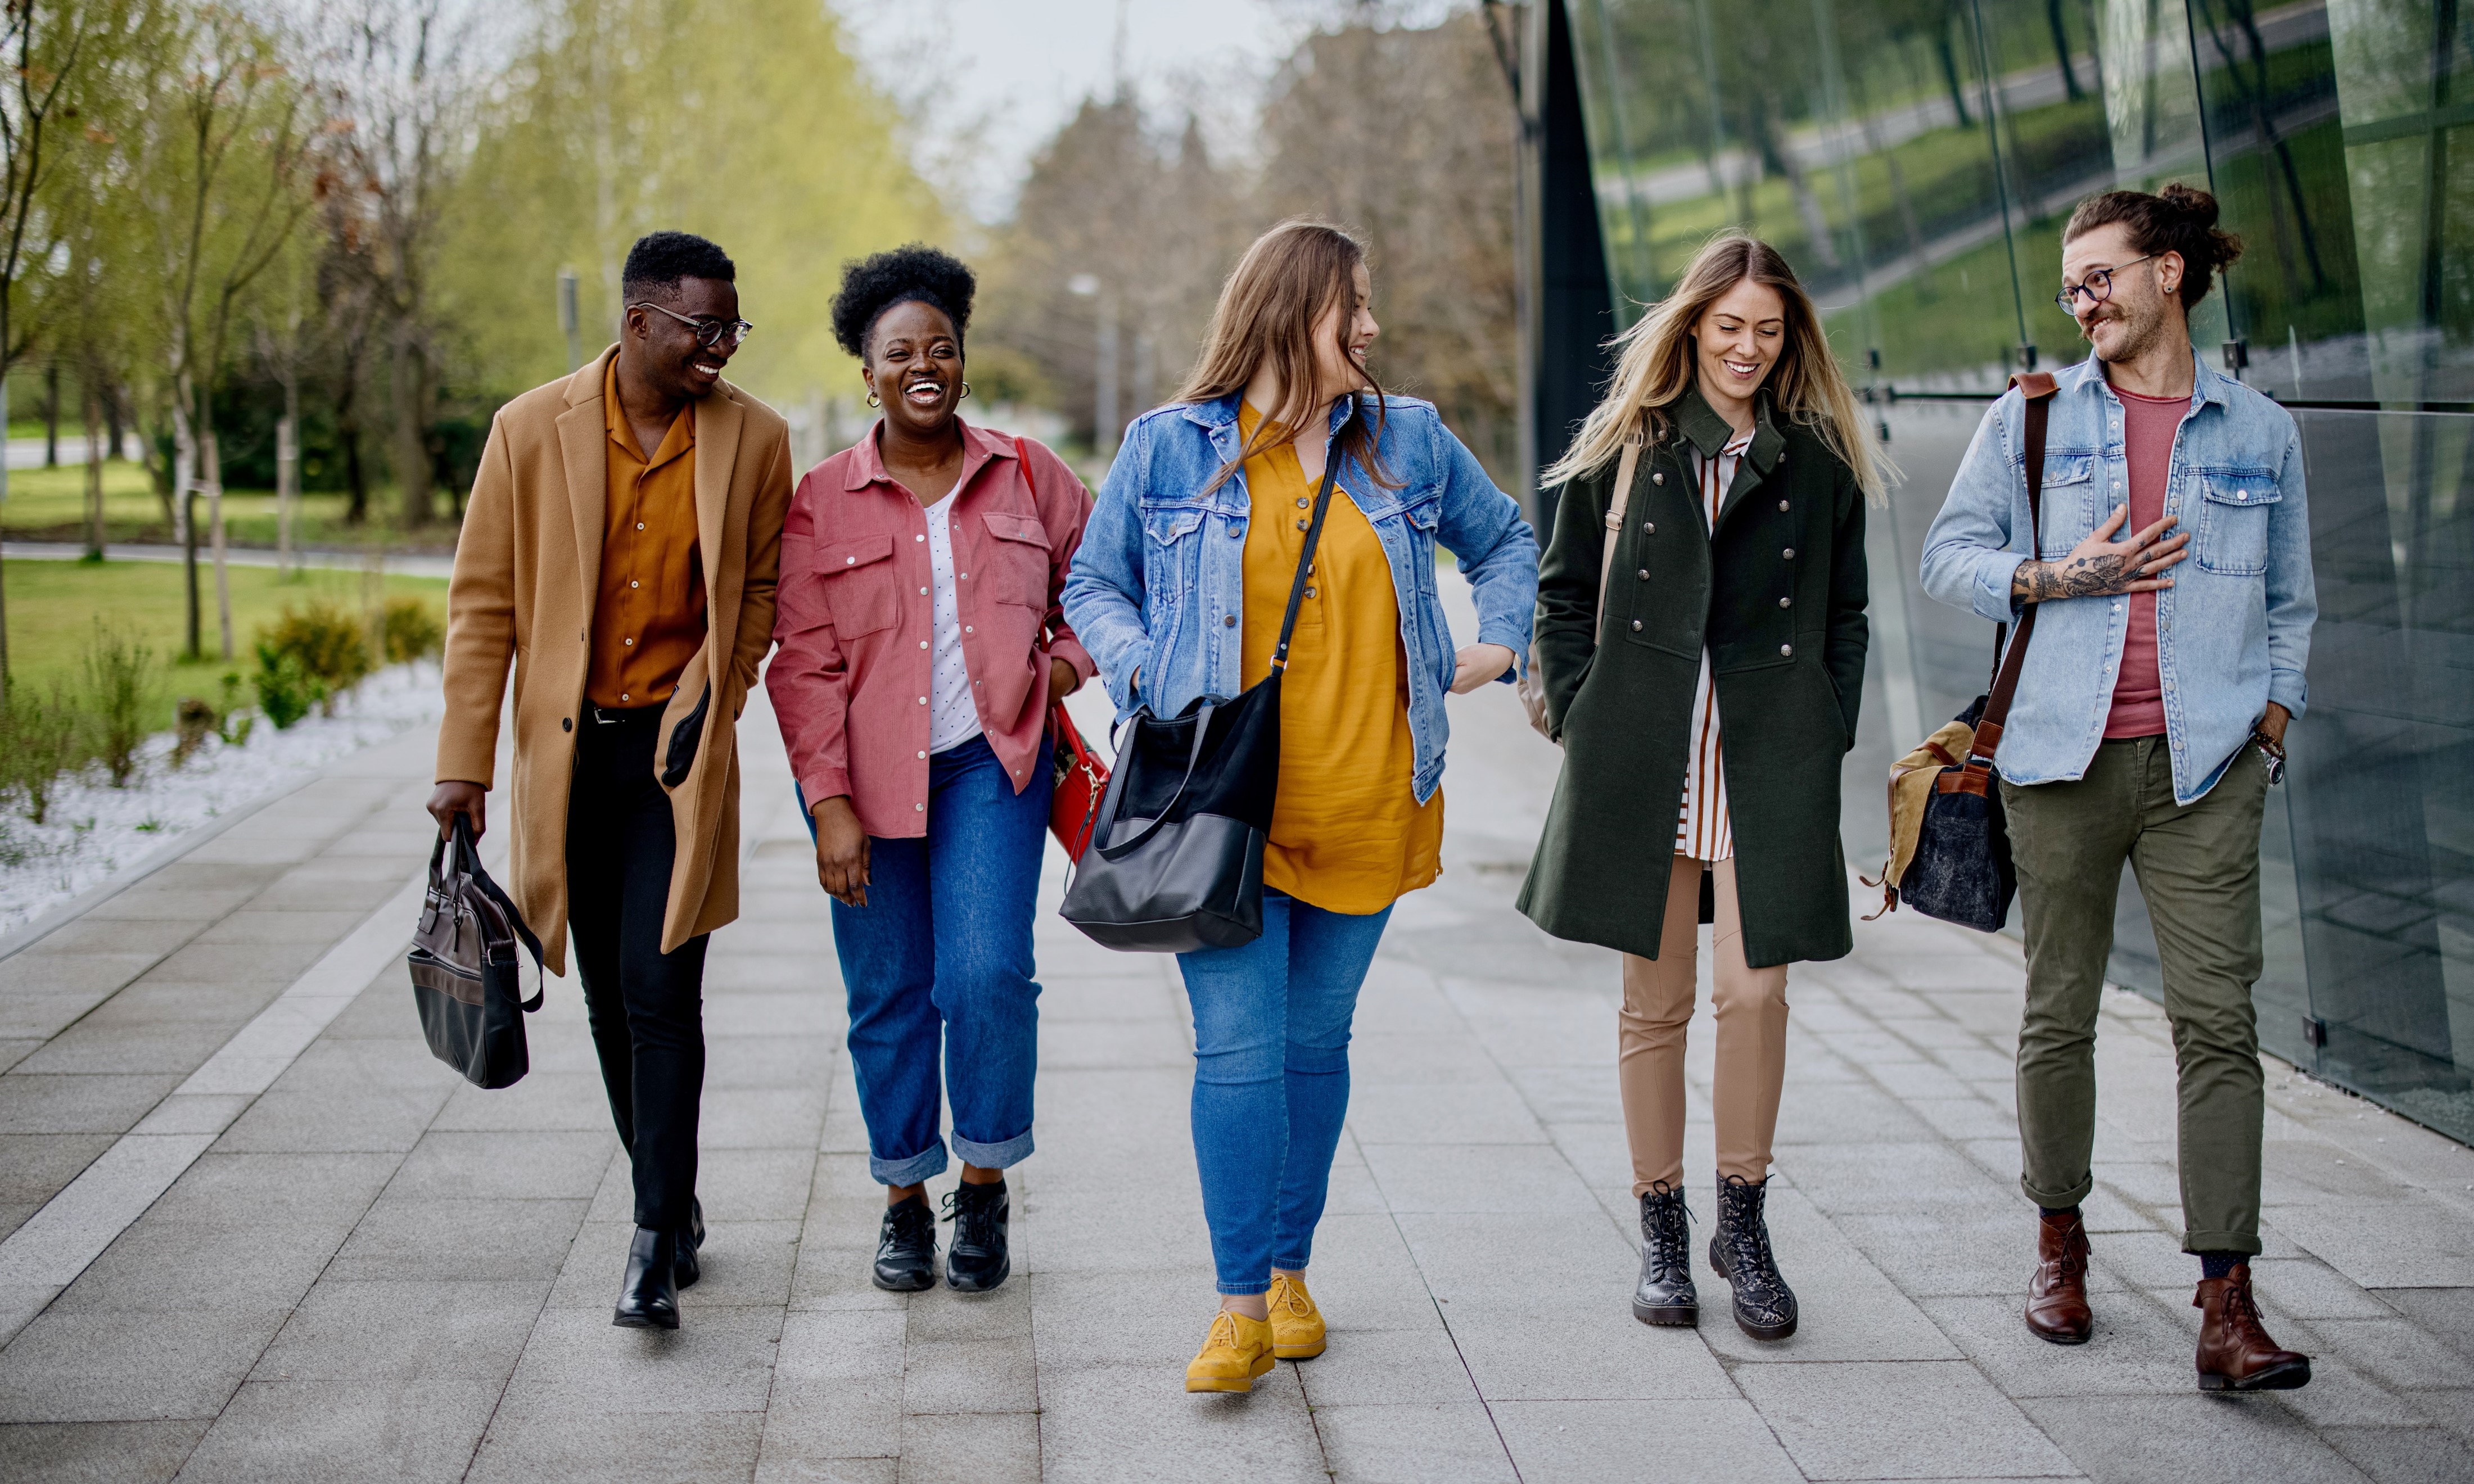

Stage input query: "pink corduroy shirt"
[{"left": 766, "top": 420, "right": 1094, "bottom": 838}]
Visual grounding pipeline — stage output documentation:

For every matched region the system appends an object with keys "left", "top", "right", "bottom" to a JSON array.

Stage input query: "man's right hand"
[
  {"left": 2011, "top": 504, "right": 2188, "bottom": 603},
  {"left": 427, "top": 781, "right": 487, "bottom": 839},
  {"left": 811, "top": 794, "right": 872, "bottom": 908}
]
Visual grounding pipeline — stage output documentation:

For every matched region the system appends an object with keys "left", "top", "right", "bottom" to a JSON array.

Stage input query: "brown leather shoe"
[
  {"left": 2195, "top": 1264, "right": 2311, "bottom": 1392},
  {"left": 2024, "top": 1208, "right": 2093, "bottom": 1345}
]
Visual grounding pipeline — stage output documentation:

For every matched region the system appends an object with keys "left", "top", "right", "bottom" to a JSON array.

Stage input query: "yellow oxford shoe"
[
  {"left": 1267, "top": 1272, "right": 1326, "bottom": 1360},
  {"left": 1184, "top": 1309, "right": 1276, "bottom": 1393}
]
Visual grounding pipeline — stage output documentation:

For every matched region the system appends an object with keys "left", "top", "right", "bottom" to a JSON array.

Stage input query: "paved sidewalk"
[{"left": 0, "top": 628, "right": 2468, "bottom": 1480}]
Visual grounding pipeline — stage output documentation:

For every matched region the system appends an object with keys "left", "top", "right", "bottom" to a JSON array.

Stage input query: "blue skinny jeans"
[
  {"left": 805, "top": 733, "right": 1054, "bottom": 1187},
  {"left": 1176, "top": 893, "right": 1393, "bottom": 1295}
]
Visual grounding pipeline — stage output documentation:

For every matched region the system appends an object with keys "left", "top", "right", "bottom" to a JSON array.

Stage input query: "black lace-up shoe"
[
  {"left": 943, "top": 1179, "right": 1010, "bottom": 1293},
  {"left": 674, "top": 1196, "right": 706, "bottom": 1289},
  {"left": 613, "top": 1226, "right": 680, "bottom": 1329},
  {"left": 873, "top": 1194, "right": 937, "bottom": 1292},
  {"left": 1708, "top": 1174, "right": 1798, "bottom": 1341},
  {"left": 1632, "top": 1182, "right": 1699, "bottom": 1326}
]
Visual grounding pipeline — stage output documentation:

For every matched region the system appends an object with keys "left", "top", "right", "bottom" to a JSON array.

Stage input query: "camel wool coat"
[{"left": 436, "top": 347, "right": 795, "bottom": 974}]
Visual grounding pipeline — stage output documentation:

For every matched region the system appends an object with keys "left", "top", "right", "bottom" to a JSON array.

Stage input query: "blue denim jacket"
[
  {"left": 1061, "top": 392, "right": 1538, "bottom": 804},
  {"left": 1920, "top": 350, "right": 2315, "bottom": 804}
]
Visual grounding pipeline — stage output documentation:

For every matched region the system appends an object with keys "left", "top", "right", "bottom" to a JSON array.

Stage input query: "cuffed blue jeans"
[
  {"left": 807, "top": 733, "right": 1053, "bottom": 1187},
  {"left": 1176, "top": 893, "right": 1394, "bottom": 1295}
]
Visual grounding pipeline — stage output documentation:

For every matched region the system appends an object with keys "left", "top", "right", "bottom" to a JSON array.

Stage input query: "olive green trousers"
[{"left": 2001, "top": 736, "right": 2271, "bottom": 1255}]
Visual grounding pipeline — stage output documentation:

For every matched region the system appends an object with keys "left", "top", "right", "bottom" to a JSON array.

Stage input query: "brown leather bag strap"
[
  {"left": 1966, "top": 372, "right": 2059, "bottom": 769},
  {"left": 1592, "top": 432, "right": 1646, "bottom": 640}
]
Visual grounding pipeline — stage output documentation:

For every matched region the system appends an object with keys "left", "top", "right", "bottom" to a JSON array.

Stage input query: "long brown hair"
[
  {"left": 1175, "top": 218, "right": 1393, "bottom": 495},
  {"left": 1543, "top": 236, "right": 1891, "bottom": 504}
]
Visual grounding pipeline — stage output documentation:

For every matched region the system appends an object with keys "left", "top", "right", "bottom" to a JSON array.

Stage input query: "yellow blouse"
[{"left": 1238, "top": 404, "right": 1442, "bottom": 914}]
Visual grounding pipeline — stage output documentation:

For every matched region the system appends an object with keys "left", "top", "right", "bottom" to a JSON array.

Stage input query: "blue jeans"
[
  {"left": 806, "top": 734, "right": 1054, "bottom": 1187},
  {"left": 1176, "top": 893, "right": 1394, "bottom": 1295}
]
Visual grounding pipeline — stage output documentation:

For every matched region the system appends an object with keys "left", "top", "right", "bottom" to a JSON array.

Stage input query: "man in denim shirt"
[{"left": 1921, "top": 186, "right": 2316, "bottom": 1392}]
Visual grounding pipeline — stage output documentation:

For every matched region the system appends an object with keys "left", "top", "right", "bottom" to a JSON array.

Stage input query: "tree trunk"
[
  {"left": 277, "top": 374, "right": 299, "bottom": 580},
  {"left": 41, "top": 361, "right": 58, "bottom": 467},
  {"left": 1934, "top": 22, "right": 1973, "bottom": 128},
  {"left": 82, "top": 377, "right": 103, "bottom": 559},
  {"left": 392, "top": 332, "right": 431, "bottom": 528},
  {"left": 2046, "top": 0, "right": 2085, "bottom": 101},
  {"left": 1, "top": 378, "right": 11, "bottom": 685},
  {"left": 205, "top": 421, "right": 231, "bottom": 662},
  {"left": 104, "top": 380, "right": 124, "bottom": 462},
  {"left": 173, "top": 375, "right": 200, "bottom": 660}
]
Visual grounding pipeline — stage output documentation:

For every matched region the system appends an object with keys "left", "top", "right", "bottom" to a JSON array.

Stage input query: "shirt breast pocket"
[
  {"left": 2195, "top": 474, "right": 2279, "bottom": 576},
  {"left": 2034, "top": 454, "right": 2097, "bottom": 556},
  {"left": 982, "top": 510, "right": 1053, "bottom": 609},
  {"left": 1402, "top": 492, "right": 1442, "bottom": 595},
  {"left": 818, "top": 533, "right": 897, "bottom": 637},
  {"left": 1141, "top": 505, "right": 1208, "bottom": 601}
]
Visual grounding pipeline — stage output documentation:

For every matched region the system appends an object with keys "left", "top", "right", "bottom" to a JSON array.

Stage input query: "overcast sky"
[{"left": 828, "top": 0, "right": 1465, "bottom": 223}]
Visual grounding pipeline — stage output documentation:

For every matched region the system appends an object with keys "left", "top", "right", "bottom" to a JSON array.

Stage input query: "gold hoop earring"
[{"left": 866, "top": 392, "right": 881, "bottom": 408}]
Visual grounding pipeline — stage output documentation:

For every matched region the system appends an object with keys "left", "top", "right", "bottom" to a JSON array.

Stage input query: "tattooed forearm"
[{"left": 2011, "top": 554, "right": 2138, "bottom": 601}]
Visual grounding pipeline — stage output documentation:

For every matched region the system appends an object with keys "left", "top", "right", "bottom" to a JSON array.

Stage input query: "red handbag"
[{"left": 1050, "top": 703, "right": 1108, "bottom": 860}]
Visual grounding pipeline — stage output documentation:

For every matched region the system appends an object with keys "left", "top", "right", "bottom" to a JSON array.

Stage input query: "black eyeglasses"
[
  {"left": 629, "top": 301, "right": 753, "bottom": 349},
  {"left": 2055, "top": 256, "right": 2155, "bottom": 315}
]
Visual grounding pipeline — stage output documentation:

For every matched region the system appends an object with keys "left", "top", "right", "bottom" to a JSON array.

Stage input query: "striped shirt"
[{"left": 1676, "top": 428, "right": 1755, "bottom": 861}]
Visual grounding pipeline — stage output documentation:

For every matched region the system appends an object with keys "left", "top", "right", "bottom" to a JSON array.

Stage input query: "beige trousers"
[{"left": 1619, "top": 854, "right": 1791, "bottom": 1195}]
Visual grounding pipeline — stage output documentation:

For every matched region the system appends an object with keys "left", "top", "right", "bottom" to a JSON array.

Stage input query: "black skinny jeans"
[{"left": 566, "top": 708, "right": 708, "bottom": 1230}]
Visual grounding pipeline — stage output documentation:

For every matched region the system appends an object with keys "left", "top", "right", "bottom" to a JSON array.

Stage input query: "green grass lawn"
[
  {"left": 1, "top": 460, "right": 460, "bottom": 554},
  {"left": 1, "top": 558, "right": 449, "bottom": 732}
]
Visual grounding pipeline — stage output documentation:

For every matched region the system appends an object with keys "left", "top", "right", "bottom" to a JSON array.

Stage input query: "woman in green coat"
[{"left": 1519, "top": 236, "right": 1889, "bottom": 1341}]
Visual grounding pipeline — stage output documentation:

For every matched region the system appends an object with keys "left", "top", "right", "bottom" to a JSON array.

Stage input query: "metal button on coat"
[
  {"left": 1638, "top": 568, "right": 1650, "bottom": 580},
  {"left": 1644, "top": 522, "right": 1656, "bottom": 534},
  {"left": 1224, "top": 614, "right": 1237, "bottom": 627},
  {"left": 1779, "top": 596, "right": 1793, "bottom": 608},
  {"left": 1778, "top": 500, "right": 1790, "bottom": 512},
  {"left": 1651, "top": 471, "right": 1664, "bottom": 485},
  {"left": 1631, "top": 619, "right": 1644, "bottom": 631},
  {"left": 1295, "top": 518, "right": 1309, "bottom": 531},
  {"left": 1782, "top": 548, "right": 1796, "bottom": 559},
  {"left": 1780, "top": 644, "right": 1794, "bottom": 656}
]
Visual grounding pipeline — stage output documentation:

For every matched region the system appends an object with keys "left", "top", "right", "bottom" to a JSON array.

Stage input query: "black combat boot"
[
  {"left": 1632, "top": 1182, "right": 1699, "bottom": 1327},
  {"left": 1708, "top": 1174, "right": 1798, "bottom": 1340},
  {"left": 943, "top": 1179, "right": 1011, "bottom": 1293}
]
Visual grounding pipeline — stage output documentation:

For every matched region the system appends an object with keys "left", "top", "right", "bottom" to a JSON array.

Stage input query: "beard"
[{"left": 2085, "top": 301, "right": 2166, "bottom": 364}]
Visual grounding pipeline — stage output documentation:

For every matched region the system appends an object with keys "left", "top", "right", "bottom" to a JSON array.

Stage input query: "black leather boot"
[
  {"left": 613, "top": 1226, "right": 680, "bottom": 1329},
  {"left": 674, "top": 1196, "right": 706, "bottom": 1290},
  {"left": 1632, "top": 1182, "right": 1699, "bottom": 1325},
  {"left": 1708, "top": 1174, "right": 1798, "bottom": 1341},
  {"left": 943, "top": 1179, "right": 1010, "bottom": 1293},
  {"left": 873, "top": 1193, "right": 937, "bottom": 1292}
]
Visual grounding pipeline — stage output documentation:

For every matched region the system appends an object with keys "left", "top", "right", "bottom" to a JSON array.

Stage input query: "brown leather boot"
[
  {"left": 2195, "top": 1264, "right": 2311, "bottom": 1392},
  {"left": 2023, "top": 1208, "right": 2092, "bottom": 1345}
]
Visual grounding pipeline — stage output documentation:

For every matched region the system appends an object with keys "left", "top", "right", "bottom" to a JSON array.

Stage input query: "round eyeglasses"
[
  {"left": 2055, "top": 256, "right": 2155, "bottom": 315},
  {"left": 629, "top": 300, "right": 753, "bottom": 349}
]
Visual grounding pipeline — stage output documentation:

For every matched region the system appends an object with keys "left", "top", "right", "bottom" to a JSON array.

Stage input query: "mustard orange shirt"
[
  {"left": 587, "top": 358, "right": 707, "bottom": 708},
  {"left": 1238, "top": 404, "right": 1441, "bottom": 914}
]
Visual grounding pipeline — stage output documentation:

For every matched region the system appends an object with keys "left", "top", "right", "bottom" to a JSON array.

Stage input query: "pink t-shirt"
[{"left": 2103, "top": 384, "right": 2187, "bottom": 739}]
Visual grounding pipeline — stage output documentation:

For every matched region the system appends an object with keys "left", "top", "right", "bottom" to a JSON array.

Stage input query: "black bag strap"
[
  {"left": 1964, "top": 373, "right": 2058, "bottom": 772},
  {"left": 449, "top": 815, "right": 545, "bottom": 1012},
  {"left": 1270, "top": 397, "right": 1360, "bottom": 673}
]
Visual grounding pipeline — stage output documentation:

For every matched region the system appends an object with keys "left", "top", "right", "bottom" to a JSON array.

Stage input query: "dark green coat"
[{"left": 1517, "top": 388, "right": 1868, "bottom": 969}]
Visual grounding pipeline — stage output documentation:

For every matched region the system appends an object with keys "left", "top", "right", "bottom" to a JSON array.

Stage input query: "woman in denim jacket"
[{"left": 1062, "top": 219, "right": 1536, "bottom": 1393}]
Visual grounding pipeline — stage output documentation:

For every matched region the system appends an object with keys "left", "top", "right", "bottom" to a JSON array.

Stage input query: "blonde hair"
[
  {"left": 1175, "top": 218, "right": 1394, "bottom": 495},
  {"left": 1543, "top": 236, "right": 1892, "bottom": 504}
]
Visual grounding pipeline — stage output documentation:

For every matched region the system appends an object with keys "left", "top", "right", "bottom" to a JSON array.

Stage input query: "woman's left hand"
[
  {"left": 1048, "top": 657, "right": 1081, "bottom": 704},
  {"left": 1450, "top": 643, "right": 1517, "bottom": 695}
]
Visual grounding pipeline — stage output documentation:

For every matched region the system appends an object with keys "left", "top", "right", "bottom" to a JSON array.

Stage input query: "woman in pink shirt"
[{"left": 767, "top": 246, "right": 1092, "bottom": 1297}]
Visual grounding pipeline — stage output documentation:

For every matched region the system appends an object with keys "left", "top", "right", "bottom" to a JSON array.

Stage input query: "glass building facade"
[{"left": 1542, "top": 0, "right": 2474, "bottom": 1140}]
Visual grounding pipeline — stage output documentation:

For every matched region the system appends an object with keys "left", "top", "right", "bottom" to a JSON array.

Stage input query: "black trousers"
[{"left": 566, "top": 708, "right": 708, "bottom": 1230}]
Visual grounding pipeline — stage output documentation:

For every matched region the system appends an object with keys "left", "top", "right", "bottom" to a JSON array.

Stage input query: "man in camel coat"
[{"left": 429, "top": 230, "right": 793, "bottom": 1330}]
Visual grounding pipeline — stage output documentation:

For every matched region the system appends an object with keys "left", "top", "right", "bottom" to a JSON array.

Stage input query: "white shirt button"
[
  {"left": 630, "top": 580, "right": 639, "bottom": 589},
  {"left": 846, "top": 555, "right": 856, "bottom": 565},
  {"left": 636, "top": 522, "right": 645, "bottom": 531},
  {"left": 917, "top": 750, "right": 927, "bottom": 759},
  {"left": 916, "top": 533, "right": 926, "bottom": 542},
  {"left": 920, "top": 640, "right": 929, "bottom": 649},
  {"left": 918, "top": 696, "right": 927, "bottom": 704},
  {"left": 625, "top": 637, "right": 634, "bottom": 645},
  {"left": 915, "top": 803, "right": 924, "bottom": 811},
  {"left": 964, "top": 625, "right": 973, "bottom": 634},
  {"left": 620, "top": 694, "right": 629, "bottom": 702},
  {"left": 920, "top": 586, "right": 929, "bottom": 595}
]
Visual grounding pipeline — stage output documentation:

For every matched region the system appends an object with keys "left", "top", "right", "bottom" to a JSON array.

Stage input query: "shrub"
[
  {"left": 253, "top": 642, "right": 319, "bottom": 730},
  {"left": 1, "top": 680, "right": 88, "bottom": 825},
  {"left": 80, "top": 622, "right": 155, "bottom": 788},
  {"left": 379, "top": 595, "right": 444, "bottom": 663},
  {"left": 217, "top": 672, "right": 254, "bottom": 748},
  {"left": 172, "top": 697, "right": 218, "bottom": 768},
  {"left": 258, "top": 599, "right": 371, "bottom": 716}
]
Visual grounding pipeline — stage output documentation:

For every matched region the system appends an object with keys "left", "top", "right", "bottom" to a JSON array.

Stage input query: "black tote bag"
[
  {"left": 407, "top": 815, "right": 545, "bottom": 1088},
  {"left": 1897, "top": 372, "right": 2057, "bottom": 932},
  {"left": 1060, "top": 401, "right": 1356, "bottom": 953}
]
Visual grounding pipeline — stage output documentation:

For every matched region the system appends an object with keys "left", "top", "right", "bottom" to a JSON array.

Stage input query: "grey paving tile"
[
  {"left": 899, "top": 1411, "right": 1039, "bottom": 1484},
  {"left": 12, "top": 1024, "right": 235, "bottom": 1078},
  {"left": 191, "top": 910, "right": 371, "bottom": 948},
  {"left": 701, "top": 1086, "right": 830, "bottom": 1148},
  {"left": 1035, "top": 1361, "right": 1325, "bottom": 1483},
  {"left": 47, "top": 1221, "right": 351, "bottom": 1315},
  {"left": 1360, "top": 1143, "right": 1598, "bottom": 1214},
  {"left": 755, "top": 1378, "right": 902, "bottom": 1480},
  {"left": 1735, "top": 1360, "right": 2078, "bottom": 1479},
  {"left": 0, "top": 1134, "right": 117, "bottom": 1204},
  {"left": 145, "top": 940, "right": 328, "bottom": 988},
  {"left": 902, "top": 1333, "right": 1038, "bottom": 1414},
  {"left": 2019, "top": 1395, "right": 2371, "bottom": 1483},
  {"left": 0, "top": 1305, "right": 290, "bottom": 1422},
  {"left": 426, "top": 1071, "right": 612, "bottom": 1132},
  {"left": 0, "top": 1074, "right": 180, "bottom": 1134},
  {"left": 1438, "top": 1296, "right": 1738, "bottom": 1401},
  {"left": 2323, "top": 1425, "right": 2474, "bottom": 1484},
  {"left": 2269, "top": 1198, "right": 2474, "bottom": 1290},
  {"left": 0, "top": 951, "right": 165, "bottom": 1001},
  {"left": 1290, "top": 1323, "right": 1475, "bottom": 1405},
  {"left": 210, "top": 1083, "right": 450, "bottom": 1153},
  {"left": 1346, "top": 1081, "right": 1546, "bottom": 1146},
  {"left": 1028, "top": 1273, "right": 1222, "bottom": 1372},
  {"left": 1918, "top": 1292, "right": 2204, "bottom": 1398},
  {"left": 0, "top": 1420, "right": 207, "bottom": 1482},
  {"left": 2376, "top": 1290, "right": 2474, "bottom": 1364},
  {"left": 387, "top": 1130, "right": 614, "bottom": 1201},
  {"left": 23, "top": 919, "right": 200, "bottom": 957},
  {"left": 171, "top": 1378, "right": 500, "bottom": 1483},
  {"left": 2305, "top": 1317, "right": 2473, "bottom": 1394},
  {"left": 1313, "top": 1401, "right": 1518, "bottom": 1483},
  {"left": 249, "top": 1278, "right": 547, "bottom": 1382},
  {"left": 492, "top": 1302, "right": 783, "bottom": 1414},
  {"left": 144, "top": 1151, "right": 396, "bottom": 1230},
  {"left": 324, "top": 1197, "right": 588, "bottom": 1281},
  {"left": 1491, "top": 1399, "right": 1805, "bottom": 1483},
  {"left": 466, "top": 1406, "right": 765, "bottom": 1483},
  {"left": 903, "top": 1273, "right": 1032, "bottom": 1344},
  {"left": 0, "top": 1039, "right": 41, "bottom": 1074}
]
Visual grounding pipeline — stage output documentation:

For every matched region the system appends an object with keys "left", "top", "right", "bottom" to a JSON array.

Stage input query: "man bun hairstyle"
[
  {"left": 2064, "top": 184, "right": 2244, "bottom": 308},
  {"left": 621, "top": 230, "right": 736, "bottom": 304},
  {"left": 831, "top": 244, "right": 976, "bottom": 360}
]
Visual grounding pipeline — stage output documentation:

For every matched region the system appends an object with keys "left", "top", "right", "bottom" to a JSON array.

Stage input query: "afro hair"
[
  {"left": 621, "top": 230, "right": 735, "bottom": 303},
  {"left": 830, "top": 244, "right": 976, "bottom": 360}
]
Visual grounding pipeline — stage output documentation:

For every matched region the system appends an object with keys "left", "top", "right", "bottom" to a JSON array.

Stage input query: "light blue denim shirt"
[
  {"left": 1919, "top": 350, "right": 2316, "bottom": 804},
  {"left": 1061, "top": 391, "right": 1538, "bottom": 804}
]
